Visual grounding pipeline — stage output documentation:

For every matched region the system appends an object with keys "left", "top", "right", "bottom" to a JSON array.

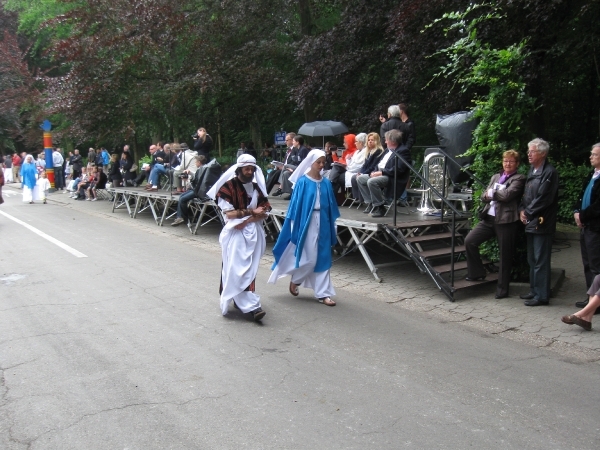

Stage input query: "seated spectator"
[
  {"left": 74, "top": 169, "right": 92, "bottom": 200},
  {"left": 69, "top": 167, "right": 87, "bottom": 197},
  {"left": 171, "top": 156, "right": 221, "bottom": 226},
  {"left": 344, "top": 132, "right": 368, "bottom": 193},
  {"left": 562, "top": 273, "right": 600, "bottom": 331},
  {"left": 85, "top": 168, "right": 100, "bottom": 201},
  {"left": 131, "top": 145, "right": 165, "bottom": 187},
  {"left": 280, "top": 135, "right": 309, "bottom": 200},
  {"left": 172, "top": 144, "right": 198, "bottom": 193},
  {"left": 356, "top": 129, "right": 410, "bottom": 217},
  {"left": 91, "top": 170, "right": 108, "bottom": 200},
  {"left": 322, "top": 143, "right": 335, "bottom": 178},
  {"left": 351, "top": 133, "right": 384, "bottom": 202},
  {"left": 328, "top": 134, "right": 357, "bottom": 194},
  {"left": 108, "top": 153, "right": 123, "bottom": 187}
]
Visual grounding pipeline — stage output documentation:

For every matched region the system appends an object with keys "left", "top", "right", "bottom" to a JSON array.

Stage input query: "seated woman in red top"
[{"left": 327, "top": 134, "right": 356, "bottom": 194}]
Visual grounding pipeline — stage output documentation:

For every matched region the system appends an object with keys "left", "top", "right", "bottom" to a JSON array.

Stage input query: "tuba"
[{"left": 417, "top": 151, "right": 448, "bottom": 213}]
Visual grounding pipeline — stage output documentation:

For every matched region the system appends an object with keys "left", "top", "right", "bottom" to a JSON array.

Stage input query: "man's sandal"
[
  {"left": 318, "top": 297, "right": 336, "bottom": 307},
  {"left": 289, "top": 281, "right": 299, "bottom": 297}
]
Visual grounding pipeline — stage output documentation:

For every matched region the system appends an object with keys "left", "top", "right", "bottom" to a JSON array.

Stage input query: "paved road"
[{"left": 0, "top": 188, "right": 599, "bottom": 449}]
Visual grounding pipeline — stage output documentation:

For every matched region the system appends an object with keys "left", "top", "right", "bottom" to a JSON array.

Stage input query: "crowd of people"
[{"left": 1, "top": 111, "right": 599, "bottom": 332}]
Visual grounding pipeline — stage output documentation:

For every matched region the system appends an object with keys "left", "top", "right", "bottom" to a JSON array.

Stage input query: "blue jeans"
[
  {"left": 149, "top": 164, "right": 167, "bottom": 186},
  {"left": 177, "top": 190, "right": 196, "bottom": 221}
]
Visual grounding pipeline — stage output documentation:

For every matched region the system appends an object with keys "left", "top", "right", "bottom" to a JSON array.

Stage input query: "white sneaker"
[{"left": 91, "top": 198, "right": 97, "bottom": 202}]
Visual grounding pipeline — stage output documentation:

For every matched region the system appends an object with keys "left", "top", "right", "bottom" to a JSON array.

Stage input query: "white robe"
[
  {"left": 217, "top": 185, "right": 266, "bottom": 315},
  {"left": 268, "top": 182, "right": 336, "bottom": 298}
]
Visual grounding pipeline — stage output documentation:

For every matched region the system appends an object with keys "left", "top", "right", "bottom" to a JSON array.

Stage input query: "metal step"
[
  {"left": 449, "top": 272, "right": 499, "bottom": 290},
  {"left": 432, "top": 259, "right": 491, "bottom": 275},
  {"left": 417, "top": 245, "right": 466, "bottom": 259},
  {"left": 405, "top": 232, "right": 454, "bottom": 244}
]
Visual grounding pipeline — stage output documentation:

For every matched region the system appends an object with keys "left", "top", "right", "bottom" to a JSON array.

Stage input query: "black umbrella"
[{"left": 297, "top": 120, "right": 349, "bottom": 148}]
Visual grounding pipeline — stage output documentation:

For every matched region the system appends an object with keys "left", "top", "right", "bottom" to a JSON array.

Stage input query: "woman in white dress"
[{"left": 269, "top": 150, "right": 341, "bottom": 306}]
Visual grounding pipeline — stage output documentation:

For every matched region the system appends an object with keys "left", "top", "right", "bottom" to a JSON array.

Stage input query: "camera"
[
  {"left": 179, "top": 173, "right": 189, "bottom": 179},
  {"left": 192, "top": 133, "right": 198, "bottom": 139}
]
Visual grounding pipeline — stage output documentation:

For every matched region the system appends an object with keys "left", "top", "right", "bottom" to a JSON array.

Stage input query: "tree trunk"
[{"left": 298, "top": 0, "right": 315, "bottom": 122}]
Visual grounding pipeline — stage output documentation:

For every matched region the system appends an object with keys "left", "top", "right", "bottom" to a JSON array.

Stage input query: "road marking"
[{"left": 0, "top": 210, "right": 87, "bottom": 258}]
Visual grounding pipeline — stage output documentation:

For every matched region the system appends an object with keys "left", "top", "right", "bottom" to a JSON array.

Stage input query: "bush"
[{"left": 552, "top": 158, "right": 589, "bottom": 225}]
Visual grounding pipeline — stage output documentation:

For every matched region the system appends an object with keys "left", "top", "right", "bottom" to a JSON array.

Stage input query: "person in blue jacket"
[{"left": 269, "top": 149, "right": 341, "bottom": 306}]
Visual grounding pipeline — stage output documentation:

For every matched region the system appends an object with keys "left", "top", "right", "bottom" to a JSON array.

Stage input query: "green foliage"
[
  {"left": 427, "top": 3, "right": 536, "bottom": 278},
  {"left": 552, "top": 158, "right": 590, "bottom": 225}
]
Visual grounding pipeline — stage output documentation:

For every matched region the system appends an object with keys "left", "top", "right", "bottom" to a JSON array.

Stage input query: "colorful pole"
[{"left": 41, "top": 120, "right": 54, "bottom": 188}]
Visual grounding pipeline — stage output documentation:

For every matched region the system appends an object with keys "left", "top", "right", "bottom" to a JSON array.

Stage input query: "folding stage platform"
[{"left": 106, "top": 186, "right": 471, "bottom": 286}]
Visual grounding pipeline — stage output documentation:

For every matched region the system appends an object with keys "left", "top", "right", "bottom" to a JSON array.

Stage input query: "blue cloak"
[
  {"left": 272, "top": 175, "right": 340, "bottom": 273},
  {"left": 21, "top": 162, "right": 37, "bottom": 190}
]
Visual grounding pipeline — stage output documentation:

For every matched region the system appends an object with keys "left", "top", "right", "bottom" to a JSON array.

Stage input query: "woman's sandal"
[
  {"left": 289, "top": 281, "right": 299, "bottom": 297},
  {"left": 318, "top": 297, "right": 336, "bottom": 307}
]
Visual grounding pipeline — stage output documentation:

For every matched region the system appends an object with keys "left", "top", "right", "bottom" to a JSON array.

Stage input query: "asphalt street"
[{"left": 1, "top": 188, "right": 599, "bottom": 449}]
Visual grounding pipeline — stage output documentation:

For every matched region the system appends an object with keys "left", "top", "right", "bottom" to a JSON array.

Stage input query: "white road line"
[{"left": 0, "top": 210, "right": 88, "bottom": 258}]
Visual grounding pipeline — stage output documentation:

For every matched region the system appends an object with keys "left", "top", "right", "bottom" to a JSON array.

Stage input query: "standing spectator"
[
  {"left": 244, "top": 141, "right": 257, "bottom": 158},
  {"left": 87, "top": 148, "right": 96, "bottom": 169},
  {"left": 94, "top": 149, "right": 104, "bottom": 172},
  {"left": 379, "top": 104, "right": 403, "bottom": 148},
  {"left": 52, "top": 148, "right": 65, "bottom": 190},
  {"left": 12, "top": 152, "right": 22, "bottom": 184},
  {"left": 464, "top": 150, "right": 526, "bottom": 298},
  {"left": 207, "top": 154, "right": 271, "bottom": 321},
  {"left": 101, "top": 148, "right": 110, "bottom": 174},
  {"left": 0, "top": 160, "right": 4, "bottom": 204},
  {"left": 573, "top": 143, "right": 600, "bottom": 313},
  {"left": 397, "top": 103, "right": 416, "bottom": 150},
  {"left": 120, "top": 145, "right": 136, "bottom": 186},
  {"left": 269, "top": 149, "right": 341, "bottom": 306},
  {"left": 236, "top": 142, "right": 246, "bottom": 158},
  {"left": 519, "top": 138, "right": 559, "bottom": 306},
  {"left": 193, "top": 127, "right": 213, "bottom": 160},
  {"left": 3, "top": 152, "right": 13, "bottom": 183},
  {"left": 21, "top": 155, "right": 38, "bottom": 203},
  {"left": 71, "top": 149, "right": 83, "bottom": 179}
]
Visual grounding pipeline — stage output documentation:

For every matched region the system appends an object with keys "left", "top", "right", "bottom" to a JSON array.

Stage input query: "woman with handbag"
[{"left": 464, "top": 150, "right": 526, "bottom": 298}]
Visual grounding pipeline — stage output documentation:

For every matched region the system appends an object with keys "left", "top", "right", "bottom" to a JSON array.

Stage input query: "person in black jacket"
[
  {"left": 573, "top": 143, "right": 600, "bottom": 311},
  {"left": 132, "top": 145, "right": 165, "bottom": 187},
  {"left": 121, "top": 145, "right": 136, "bottom": 186},
  {"left": 70, "top": 149, "right": 83, "bottom": 179},
  {"left": 108, "top": 153, "right": 123, "bottom": 187},
  {"left": 280, "top": 135, "right": 309, "bottom": 199},
  {"left": 518, "top": 138, "right": 559, "bottom": 306},
  {"left": 193, "top": 128, "right": 213, "bottom": 159},
  {"left": 380, "top": 105, "right": 403, "bottom": 148},
  {"left": 357, "top": 129, "right": 410, "bottom": 218}
]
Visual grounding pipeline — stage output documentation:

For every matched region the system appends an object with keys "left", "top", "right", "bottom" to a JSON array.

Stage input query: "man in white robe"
[{"left": 207, "top": 155, "right": 271, "bottom": 321}]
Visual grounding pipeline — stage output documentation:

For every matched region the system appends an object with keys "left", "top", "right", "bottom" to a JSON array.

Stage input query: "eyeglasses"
[
  {"left": 527, "top": 150, "right": 540, "bottom": 155},
  {"left": 503, "top": 160, "right": 517, "bottom": 164},
  {"left": 591, "top": 153, "right": 600, "bottom": 158}
]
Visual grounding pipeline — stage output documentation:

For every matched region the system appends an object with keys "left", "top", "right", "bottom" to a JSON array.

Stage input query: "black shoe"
[
  {"left": 252, "top": 308, "right": 266, "bottom": 321},
  {"left": 524, "top": 299, "right": 549, "bottom": 306},
  {"left": 495, "top": 293, "right": 508, "bottom": 299},
  {"left": 272, "top": 188, "right": 282, "bottom": 196},
  {"left": 575, "top": 299, "right": 588, "bottom": 308},
  {"left": 362, "top": 204, "right": 372, "bottom": 214},
  {"left": 520, "top": 292, "right": 535, "bottom": 300},
  {"left": 397, "top": 199, "right": 409, "bottom": 207},
  {"left": 465, "top": 276, "right": 486, "bottom": 282},
  {"left": 370, "top": 206, "right": 385, "bottom": 218}
]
